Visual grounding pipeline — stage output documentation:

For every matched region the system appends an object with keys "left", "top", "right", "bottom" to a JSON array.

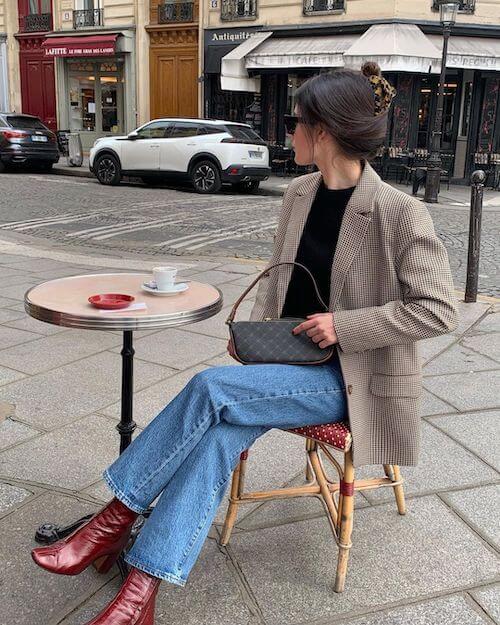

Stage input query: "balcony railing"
[
  {"left": 158, "top": 1, "right": 194, "bottom": 23},
  {"left": 21, "top": 12, "right": 52, "bottom": 32},
  {"left": 431, "top": 0, "right": 475, "bottom": 13},
  {"left": 221, "top": 0, "right": 257, "bottom": 21},
  {"left": 303, "top": 0, "right": 345, "bottom": 14},
  {"left": 73, "top": 8, "right": 104, "bottom": 29}
]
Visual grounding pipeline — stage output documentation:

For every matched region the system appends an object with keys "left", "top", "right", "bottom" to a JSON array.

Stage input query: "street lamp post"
[{"left": 424, "top": 1, "right": 460, "bottom": 203}]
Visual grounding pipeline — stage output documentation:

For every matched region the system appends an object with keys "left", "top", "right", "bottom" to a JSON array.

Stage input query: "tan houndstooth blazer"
[{"left": 250, "top": 163, "right": 458, "bottom": 467}]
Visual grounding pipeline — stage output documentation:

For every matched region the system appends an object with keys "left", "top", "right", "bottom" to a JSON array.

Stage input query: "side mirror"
[{"left": 128, "top": 131, "right": 139, "bottom": 140}]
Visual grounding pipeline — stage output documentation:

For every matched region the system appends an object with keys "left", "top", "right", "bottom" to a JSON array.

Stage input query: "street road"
[{"left": 0, "top": 171, "right": 498, "bottom": 297}]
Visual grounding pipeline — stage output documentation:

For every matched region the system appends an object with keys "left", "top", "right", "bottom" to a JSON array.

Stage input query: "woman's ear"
[{"left": 316, "top": 124, "right": 329, "bottom": 144}]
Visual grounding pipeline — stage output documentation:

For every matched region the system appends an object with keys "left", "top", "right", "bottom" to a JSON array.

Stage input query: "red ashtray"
[{"left": 88, "top": 293, "right": 135, "bottom": 310}]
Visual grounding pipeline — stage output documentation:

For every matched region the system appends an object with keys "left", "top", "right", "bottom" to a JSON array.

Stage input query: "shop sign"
[
  {"left": 448, "top": 54, "right": 499, "bottom": 70},
  {"left": 206, "top": 27, "right": 260, "bottom": 46},
  {"left": 44, "top": 44, "right": 115, "bottom": 57}
]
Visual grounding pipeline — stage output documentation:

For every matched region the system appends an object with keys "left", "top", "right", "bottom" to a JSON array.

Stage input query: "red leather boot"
[
  {"left": 32, "top": 498, "right": 138, "bottom": 575},
  {"left": 86, "top": 568, "right": 160, "bottom": 625}
]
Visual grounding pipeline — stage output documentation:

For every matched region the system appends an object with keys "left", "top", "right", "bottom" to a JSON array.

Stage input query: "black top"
[{"left": 281, "top": 182, "right": 355, "bottom": 319}]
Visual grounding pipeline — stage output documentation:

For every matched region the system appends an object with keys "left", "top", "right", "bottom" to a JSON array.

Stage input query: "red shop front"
[{"left": 16, "top": 0, "right": 57, "bottom": 131}]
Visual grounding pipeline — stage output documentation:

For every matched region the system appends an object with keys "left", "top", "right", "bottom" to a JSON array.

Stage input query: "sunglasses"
[{"left": 284, "top": 115, "right": 306, "bottom": 135}]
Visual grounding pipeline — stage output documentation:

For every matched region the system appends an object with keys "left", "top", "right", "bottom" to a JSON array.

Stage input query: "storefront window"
[
  {"left": 101, "top": 78, "right": 119, "bottom": 132},
  {"left": 417, "top": 79, "right": 432, "bottom": 149},
  {"left": 417, "top": 77, "right": 458, "bottom": 150},
  {"left": 287, "top": 76, "right": 304, "bottom": 116},
  {"left": 286, "top": 74, "right": 316, "bottom": 147},
  {"left": 67, "top": 59, "right": 123, "bottom": 135},
  {"left": 69, "top": 75, "right": 96, "bottom": 131},
  {"left": 442, "top": 81, "right": 458, "bottom": 150},
  {"left": 460, "top": 80, "right": 473, "bottom": 138}
]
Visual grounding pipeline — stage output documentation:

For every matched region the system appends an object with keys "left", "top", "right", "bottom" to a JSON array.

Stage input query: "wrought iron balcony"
[
  {"left": 73, "top": 8, "right": 104, "bottom": 29},
  {"left": 221, "top": 0, "right": 257, "bottom": 21},
  {"left": 431, "top": 0, "right": 475, "bottom": 13},
  {"left": 303, "top": 0, "right": 345, "bottom": 14},
  {"left": 158, "top": 1, "right": 194, "bottom": 23},
  {"left": 22, "top": 12, "right": 52, "bottom": 32}
]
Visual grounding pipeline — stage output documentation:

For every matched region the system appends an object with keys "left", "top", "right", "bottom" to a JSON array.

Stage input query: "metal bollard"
[{"left": 465, "top": 170, "right": 486, "bottom": 303}]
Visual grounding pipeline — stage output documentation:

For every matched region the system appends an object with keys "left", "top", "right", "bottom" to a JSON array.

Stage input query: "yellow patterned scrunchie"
[{"left": 368, "top": 74, "right": 397, "bottom": 116}]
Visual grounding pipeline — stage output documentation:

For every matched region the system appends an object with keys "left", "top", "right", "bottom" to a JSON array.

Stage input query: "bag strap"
[{"left": 226, "top": 261, "right": 329, "bottom": 324}]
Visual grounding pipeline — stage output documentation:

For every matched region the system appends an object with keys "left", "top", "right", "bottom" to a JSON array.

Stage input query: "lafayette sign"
[
  {"left": 42, "top": 35, "right": 118, "bottom": 58},
  {"left": 44, "top": 44, "right": 115, "bottom": 57}
]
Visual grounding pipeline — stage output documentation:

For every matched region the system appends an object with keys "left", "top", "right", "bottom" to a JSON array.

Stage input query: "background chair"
[
  {"left": 440, "top": 153, "right": 455, "bottom": 191},
  {"left": 220, "top": 421, "right": 406, "bottom": 593}
]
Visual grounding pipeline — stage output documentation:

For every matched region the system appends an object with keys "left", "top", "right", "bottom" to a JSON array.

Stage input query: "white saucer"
[{"left": 142, "top": 281, "right": 189, "bottom": 296}]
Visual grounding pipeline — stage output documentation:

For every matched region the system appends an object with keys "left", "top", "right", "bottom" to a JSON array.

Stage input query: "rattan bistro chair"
[{"left": 219, "top": 421, "right": 406, "bottom": 593}]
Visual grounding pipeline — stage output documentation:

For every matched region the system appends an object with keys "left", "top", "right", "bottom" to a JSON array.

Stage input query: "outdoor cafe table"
[{"left": 24, "top": 272, "right": 223, "bottom": 547}]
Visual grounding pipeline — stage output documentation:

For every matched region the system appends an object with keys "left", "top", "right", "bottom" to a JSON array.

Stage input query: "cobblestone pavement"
[{"left": 0, "top": 170, "right": 498, "bottom": 296}]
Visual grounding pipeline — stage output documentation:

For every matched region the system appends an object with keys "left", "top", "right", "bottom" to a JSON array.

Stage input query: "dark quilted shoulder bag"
[{"left": 226, "top": 261, "right": 335, "bottom": 365}]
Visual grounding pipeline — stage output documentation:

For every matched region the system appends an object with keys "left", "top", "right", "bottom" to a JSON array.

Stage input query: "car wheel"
[
  {"left": 233, "top": 180, "right": 260, "bottom": 194},
  {"left": 95, "top": 154, "right": 121, "bottom": 186},
  {"left": 190, "top": 160, "right": 221, "bottom": 194}
]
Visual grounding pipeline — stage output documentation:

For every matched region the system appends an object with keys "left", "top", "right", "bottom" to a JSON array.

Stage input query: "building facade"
[
  {"left": 202, "top": 0, "right": 500, "bottom": 182},
  {"left": 45, "top": 0, "right": 143, "bottom": 149},
  {"left": 16, "top": 0, "right": 57, "bottom": 130},
  {"left": 0, "top": 0, "right": 8, "bottom": 111},
  {"left": 147, "top": 0, "right": 199, "bottom": 120}
]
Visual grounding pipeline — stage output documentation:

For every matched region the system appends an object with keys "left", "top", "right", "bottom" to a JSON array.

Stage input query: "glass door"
[
  {"left": 67, "top": 59, "right": 124, "bottom": 150},
  {"left": 100, "top": 78, "right": 123, "bottom": 133},
  {"left": 68, "top": 73, "right": 96, "bottom": 132}
]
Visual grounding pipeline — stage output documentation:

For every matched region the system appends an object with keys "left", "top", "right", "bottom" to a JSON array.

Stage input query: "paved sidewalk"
[{"left": 0, "top": 248, "right": 498, "bottom": 625}]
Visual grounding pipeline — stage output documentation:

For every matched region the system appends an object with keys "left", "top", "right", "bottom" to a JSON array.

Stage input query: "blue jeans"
[{"left": 104, "top": 362, "right": 346, "bottom": 587}]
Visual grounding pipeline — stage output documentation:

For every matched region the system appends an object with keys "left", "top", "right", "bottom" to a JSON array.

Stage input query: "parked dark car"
[{"left": 0, "top": 113, "right": 59, "bottom": 172}]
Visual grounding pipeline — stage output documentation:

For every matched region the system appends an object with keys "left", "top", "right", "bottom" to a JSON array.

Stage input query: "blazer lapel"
[
  {"left": 329, "top": 163, "right": 381, "bottom": 309},
  {"left": 276, "top": 172, "right": 322, "bottom": 315}
]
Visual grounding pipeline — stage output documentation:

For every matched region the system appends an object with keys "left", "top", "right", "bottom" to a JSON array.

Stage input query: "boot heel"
[{"left": 93, "top": 552, "right": 119, "bottom": 574}]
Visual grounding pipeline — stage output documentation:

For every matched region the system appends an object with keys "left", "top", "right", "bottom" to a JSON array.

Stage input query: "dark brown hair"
[{"left": 295, "top": 62, "right": 394, "bottom": 161}]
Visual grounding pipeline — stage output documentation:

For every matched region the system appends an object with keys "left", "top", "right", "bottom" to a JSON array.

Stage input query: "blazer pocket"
[{"left": 370, "top": 373, "right": 422, "bottom": 398}]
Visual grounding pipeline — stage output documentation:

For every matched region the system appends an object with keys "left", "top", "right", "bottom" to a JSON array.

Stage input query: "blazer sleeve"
[
  {"left": 333, "top": 198, "right": 459, "bottom": 354},
  {"left": 249, "top": 180, "right": 298, "bottom": 321}
]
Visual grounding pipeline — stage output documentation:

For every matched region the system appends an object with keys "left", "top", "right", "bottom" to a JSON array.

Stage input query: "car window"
[
  {"left": 137, "top": 121, "right": 171, "bottom": 139},
  {"left": 226, "top": 124, "right": 265, "bottom": 144},
  {"left": 170, "top": 123, "right": 200, "bottom": 138},
  {"left": 7, "top": 116, "right": 47, "bottom": 130},
  {"left": 198, "top": 125, "right": 225, "bottom": 136}
]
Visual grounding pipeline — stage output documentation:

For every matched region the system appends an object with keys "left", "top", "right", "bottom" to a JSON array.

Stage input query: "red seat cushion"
[{"left": 287, "top": 421, "right": 352, "bottom": 452}]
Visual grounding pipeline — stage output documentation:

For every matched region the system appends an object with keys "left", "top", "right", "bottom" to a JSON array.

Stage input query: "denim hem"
[
  {"left": 124, "top": 554, "right": 187, "bottom": 587},
  {"left": 102, "top": 469, "right": 148, "bottom": 515}
]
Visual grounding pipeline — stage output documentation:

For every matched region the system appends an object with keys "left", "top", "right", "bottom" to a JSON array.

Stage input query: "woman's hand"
[{"left": 292, "top": 313, "right": 339, "bottom": 349}]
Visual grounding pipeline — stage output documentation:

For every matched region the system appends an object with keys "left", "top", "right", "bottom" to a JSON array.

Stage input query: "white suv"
[{"left": 89, "top": 118, "right": 270, "bottom": 194}]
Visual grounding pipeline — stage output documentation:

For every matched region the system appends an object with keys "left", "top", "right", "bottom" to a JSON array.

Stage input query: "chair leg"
[
  {"left": 219, "top": 450, "right": 248, "bottom": 546},
  {"left": 383, "top": 464, "right": 394, "bottom": 480},
  {"left": 305, "top": 438, "right": 315, "bottom": 481},
  {"left": 334, "top": 450, "right": 355, "bottom": 593},
  {"left": 391, "top": 465, "right": 406, "bottom": 516}
]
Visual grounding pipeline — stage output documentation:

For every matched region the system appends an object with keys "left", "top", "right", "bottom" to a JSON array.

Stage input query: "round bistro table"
[{"left": 24, "top": 272, "right": 223, "bottom": 552}]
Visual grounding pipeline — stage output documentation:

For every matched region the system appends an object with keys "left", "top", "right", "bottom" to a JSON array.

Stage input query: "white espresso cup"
[{"left": 153, "top": 266, "right": 177, "bottom": 291}]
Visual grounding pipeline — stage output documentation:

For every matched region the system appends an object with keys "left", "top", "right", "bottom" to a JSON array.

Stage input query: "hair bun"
[{"left": 361, "top": 61, "right": 381, "bottom": 78}]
